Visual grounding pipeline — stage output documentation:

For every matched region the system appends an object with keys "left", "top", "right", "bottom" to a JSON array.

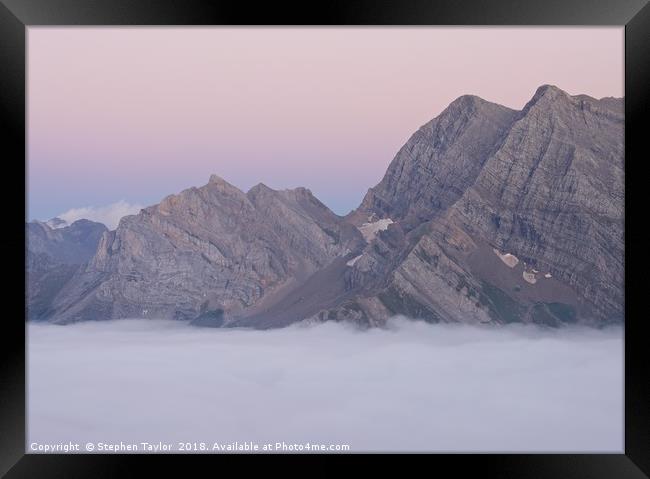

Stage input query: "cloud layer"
[
  {"left": 57, "top": 200, "right": 143, "bottom": 229},
  {"left": 27, "top": 319, "right": 623, "bottom": 453}
]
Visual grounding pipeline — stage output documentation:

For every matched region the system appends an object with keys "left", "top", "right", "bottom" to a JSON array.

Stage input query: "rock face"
[
  {"left": 28, "top": 85, "right": 624, "bottom": 327},
  {"left": 334, "top": 85, "right": 624, "bottom": 327},
  {"left": 350, "top": 94, "right": 519, "bottom": 229},
  {"left": 41, "top": 176, "right": 363, "bottom": 323},
  {"left": 26, "top": 219, "right": 108, "bottom": 320}
]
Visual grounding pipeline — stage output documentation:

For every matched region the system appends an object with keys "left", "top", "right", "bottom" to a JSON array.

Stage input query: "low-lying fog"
[{"left": 27, "top": 318, "right": 623, "bottom": 453}]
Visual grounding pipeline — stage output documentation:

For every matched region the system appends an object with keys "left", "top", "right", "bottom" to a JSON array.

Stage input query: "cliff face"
[{"left": 28, "top": 85, "right": 624, "bottom": 327}]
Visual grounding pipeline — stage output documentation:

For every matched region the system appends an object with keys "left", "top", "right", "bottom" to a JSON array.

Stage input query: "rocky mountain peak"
[
  {"left": 533, "top": 83, "right": 566, "bottom": 98},
  {"left": 246, "top": 182, "right": 274, "bottom": 200},
  {"left": 208, "top": 173, "right": 229, "bottom": 185},
  {"left": 442, "top": 93, "right": 490, "bottom": 115},
  {"left": 204, "top": 173, "right": 239, "bottom": 193},
  {"left": 27, "top": 84, "right": 624, "bottom": 329},
  {"left": 351, "top": 90, "right": 518, "bottom": 227},
  {"left": 520, "top": 84, "right": 577, "bottom": 116}
]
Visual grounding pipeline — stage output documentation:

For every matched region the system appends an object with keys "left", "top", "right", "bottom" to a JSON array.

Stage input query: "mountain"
[
  {"left": 26, "top": 85, "right": 624, "bottom": 327},
  {"left": 336, "top": 85, "right": 623, "bottom": 327},
  {"left": 26, "top": 219, "right": 108, "bottom": 320},
  {"left": 36, "top": 175, "right": 364, "bottom": 324}
]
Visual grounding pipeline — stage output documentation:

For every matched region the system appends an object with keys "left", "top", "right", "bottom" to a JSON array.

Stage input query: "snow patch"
[
  {"left": 346, "top": 255, "right": 363, "bottom": 267},
  {"left": 358, "top": 218, "right": 393, "bottom": 242},
  {"left": 523, "top": 271, "right": 537, "bottom": 284},
  {"left": 544, "top": 273, "right": 552, "bottom": 278},
  {"left": 493, "top": 249, "right": 519, "bottom": 268}
]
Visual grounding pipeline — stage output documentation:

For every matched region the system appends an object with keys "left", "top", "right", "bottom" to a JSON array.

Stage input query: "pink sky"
[{"left": 28, "top": 27, "right": 623, "bottom": 220}]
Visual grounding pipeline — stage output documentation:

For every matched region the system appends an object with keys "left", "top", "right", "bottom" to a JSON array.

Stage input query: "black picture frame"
[{"left": 2, "top": 0, "right": 648, "bottom": 476}]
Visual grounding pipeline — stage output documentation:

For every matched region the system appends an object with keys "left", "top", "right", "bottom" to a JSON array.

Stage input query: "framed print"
[{"left": 1, "top": 0, "right": 649, "bottom": 476}]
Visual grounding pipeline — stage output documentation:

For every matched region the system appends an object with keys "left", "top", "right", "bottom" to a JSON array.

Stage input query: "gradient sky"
[{"left": 27, "top": 27, "right": 623, "bottom": 221}]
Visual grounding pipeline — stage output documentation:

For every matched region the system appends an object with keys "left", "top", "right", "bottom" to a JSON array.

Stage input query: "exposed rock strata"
[{"left": 27, "top": 85, "right": 623, "bottom": 327}]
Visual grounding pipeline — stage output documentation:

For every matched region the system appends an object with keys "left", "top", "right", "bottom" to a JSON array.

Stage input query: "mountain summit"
[{"left": 27, "top": 86, "right": 623, "bottom": 327}]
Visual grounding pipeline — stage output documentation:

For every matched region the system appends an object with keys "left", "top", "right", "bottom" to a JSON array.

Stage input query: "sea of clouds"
[{"left": 27, "top": 318, "right": 623, "bottom": 453}]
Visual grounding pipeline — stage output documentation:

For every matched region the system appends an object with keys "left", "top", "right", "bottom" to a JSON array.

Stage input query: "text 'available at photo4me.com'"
[{"left": 29, "top": 441, "right": 352, "bottom": 453}]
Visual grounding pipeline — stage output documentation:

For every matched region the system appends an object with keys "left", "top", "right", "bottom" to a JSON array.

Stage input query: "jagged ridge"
[{"left": 26, "top": 85, "right": 624, "bottom": 327}]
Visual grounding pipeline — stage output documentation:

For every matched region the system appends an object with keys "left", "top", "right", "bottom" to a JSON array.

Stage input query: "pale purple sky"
[{"left": 28, "top": 27, "right": 623, "bottom": 222}]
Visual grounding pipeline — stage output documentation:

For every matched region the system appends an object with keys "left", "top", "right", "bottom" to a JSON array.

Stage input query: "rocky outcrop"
[{"left": 28, "top": 85, "right": 624, "bottom": 328}]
